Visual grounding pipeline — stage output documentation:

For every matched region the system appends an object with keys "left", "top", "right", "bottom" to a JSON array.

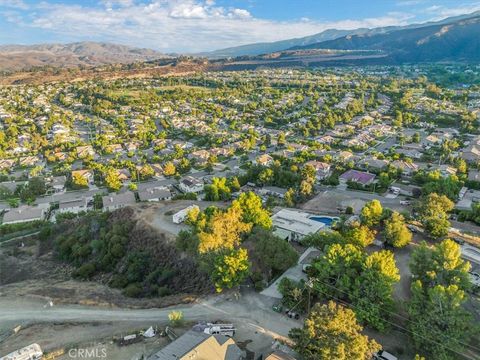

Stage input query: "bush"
[
  {"left": 74, "top": 263, "right": 96, "bottom": 279},
  {"left": 110, "top": 274, "right": 129, "bottom": 288},
  {"left": 168, "top": 310, "right": 184, "bottom": 326},
  {"left": 123, "top": 283, "right": 143, "bottom": 297}
]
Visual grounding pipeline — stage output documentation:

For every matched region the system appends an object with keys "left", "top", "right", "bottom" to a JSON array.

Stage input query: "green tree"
[
  {"left": 212, "top": 248, "right": 250, "bottom": 292},
  {"left": 360, "top": 200, "right": 383, "bottom": 227},
  {"left": 198, "top": 205, "right": 252, "bottom": 253},
  {"left": 408, "top": 282, "right": 475, "bottom": 360},
  {"left": 418, "top": 193, "right": 454, "bottom": 239},
  {"left": 344, "top": 225, "right": 376, "bottom": 248},
  {"left": 163, "top": 161, "right": 176, "bottom": 176},
  {"left": 232, "top": 192, "right": 272, "bottom": 229},
  {"left": 383, "top": 212, "right": 412, "bottom": 248},
  {"left": 310, "top": 244, "right": 400, "bottom": 331},
  {"left": 410, "top": 239, "right": 471, "bottom": 290},
  {"left": 289, "top": 301, "right": 381, "bottom": 360},
  {"left": 353, "top": 250, "right": 400, "bottom": 331},
  {"left": 251, "top": 228, "right": 299, "bottom": 279},
  {"left": 105, "top": 168, "right": 122, "bottom": 191}
]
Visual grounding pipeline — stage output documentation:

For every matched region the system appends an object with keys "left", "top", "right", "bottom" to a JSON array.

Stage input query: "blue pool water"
[{"left": 309, "top": 216, "right": 339, "bottom": 226}]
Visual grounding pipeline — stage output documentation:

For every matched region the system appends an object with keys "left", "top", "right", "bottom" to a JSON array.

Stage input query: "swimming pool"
[{"left": 309, "top": 216, "right": 339, "bottom": 226}]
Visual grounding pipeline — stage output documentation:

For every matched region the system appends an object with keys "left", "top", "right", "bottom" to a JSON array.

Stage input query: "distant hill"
[
  {"left": 201, "top": 11, "right": 480, "bottom": 58},
  {"left": 290, "top": 14, "right": 480, "bottom": 63},
  {"left": 199, "top": 29, "right": 385, "bottom": 58},
  {"left": 0, "top": 42, "right": 169, "bottom": 72}
]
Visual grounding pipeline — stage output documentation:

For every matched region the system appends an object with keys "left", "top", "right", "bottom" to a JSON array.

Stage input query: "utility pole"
[{"left": 306, "top": 278, "right": 315, "bottom": 315}]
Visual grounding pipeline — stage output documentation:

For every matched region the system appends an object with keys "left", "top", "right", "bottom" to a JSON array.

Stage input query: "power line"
[
  {"left": 311, "top": 286, "right": 478, "bottom": 360},
  {"left": 308, "top": 276, "right": 480, "bottom": 356}
]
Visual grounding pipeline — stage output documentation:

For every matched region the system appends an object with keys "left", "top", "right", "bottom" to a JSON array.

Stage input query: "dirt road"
[{"left": 0, "top": 291, "right": 297, "bottom": 357}]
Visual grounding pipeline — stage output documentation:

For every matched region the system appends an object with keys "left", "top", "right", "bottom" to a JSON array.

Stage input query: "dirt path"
[{"left": 0, "top": 291, "right": 296, "bottom": 358}]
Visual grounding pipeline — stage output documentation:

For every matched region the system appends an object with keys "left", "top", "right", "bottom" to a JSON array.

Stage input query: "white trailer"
[
  {"left": 0, "top": 343, "right": 43, "bottom": 360},
  {"left": 203, "top": 323, "right": 236, "bottom": 337},
  {"left": 172, "top": 205, "right": 199, "bottom": 224}
]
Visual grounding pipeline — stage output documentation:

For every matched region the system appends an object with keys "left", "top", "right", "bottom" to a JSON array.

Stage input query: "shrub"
[
  {"left": 168, "top": 310, "right": 184, "bottom": 326},
  {"left": 123, "top": 283, "right": 143, "bottom": 298},
  {"left": 74, "top": 263, "right": 96, "bottom": 279}
]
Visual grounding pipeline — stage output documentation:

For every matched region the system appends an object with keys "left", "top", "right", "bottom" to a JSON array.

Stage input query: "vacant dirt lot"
[{"left": 138, "top": 200, "right": 227, "bottom": 236}]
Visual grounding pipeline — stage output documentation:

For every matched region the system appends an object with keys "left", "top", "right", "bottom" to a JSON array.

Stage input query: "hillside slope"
[
  {"left": 292, "top": 16, "right": 480, "bottom": 63},
  {"left": 0, "top": 42, "right": 168, "bottom": 71}
]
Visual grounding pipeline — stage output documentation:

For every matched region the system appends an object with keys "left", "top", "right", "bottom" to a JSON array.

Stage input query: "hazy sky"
[{"left": 1, "top": 0, "right": 479, "bottom": 52}]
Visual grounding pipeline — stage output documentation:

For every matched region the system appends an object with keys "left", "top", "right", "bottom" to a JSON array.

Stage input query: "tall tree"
[
  {"left": 383, "top": 212, "right": 412, "bottom": 248},
  {"left": 212, "top": 248, "right": 250, "bottom": 292},
  {"left": 289, "top": 301, "right": 381, "bottom": 360},
  {"left": 232, "top": 192, "right": 272, "bottom": 229},
  {"left": 360, "top": 200, "right": 383, "bottom": 227}
]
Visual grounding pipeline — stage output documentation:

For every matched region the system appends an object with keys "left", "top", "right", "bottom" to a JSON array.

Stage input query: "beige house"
[{"left": 148, "top": 331, "right": 244, "bottom": 360}]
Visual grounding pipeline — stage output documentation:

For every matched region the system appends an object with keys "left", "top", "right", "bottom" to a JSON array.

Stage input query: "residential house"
[
  {"left": 259, "top": 186, "right": 287, "bottom": 199},
  {"left": 255, "top": 154, "right": 274, "bottom": 167},
  {"left": 53, "top": 151, "right": 68, "bottom": 161},
  {"left": 468, "top": 170, "right": 480, "bottom": 182},
  {"left": 179, "top": 176, "right": 204, "bottom": 194},
  {"left": 335, "top": 151, "right": 354, "bottom": 163},
  {"left": 71, "top": 169, "right": 94, "bottom": 185},
  {"left": 76, "top": 145, "right": 95, "bottom": 158},
  {"left": 102, "top": 191, "right": 136, "bottom": 212},
  {"left": 147, "top": 330, "right": 245, "bottom": 360},
  {"left": 138, "top": 187, "right": 171, "bottom": 202},
  {"left": 51, "top": 175, "right": 67, "bottom": 193},
  {"left": 106, "top": 144, "right": 123, "bottom": 154},
  {"left": 339, "top": 169, "right": 376, "bottom": 186},
  {"left": 395, "top": 147, "right": 423, "bottom": 160},
  {"left": 265, "top": 351, "right": 297, "bottom": 360},
  {"left": 19, "top": 156, "right": 41, "bottom": 167},
  {"left": 422, "top": 134, "right": 440, "bottom": 148},
  {"left": 358, "top": 157, "right": 389, "bottom": 172},
  {"left": 305, "top": 160, "right": 331, "bottom": 180},
  {"left": 391, "top": 160, "right": 419, "bottom": 176},
  {"left": 390, "top": 183, "right": 422, "bottom": 197},
  {"left": 2, "top": 206, "right": 45, "bottom": 225},
  {"left": 189, "top": 149, "right": 211, "bottom": 164},
  {"left": 58, "top": 198, "right": 88, "bottom": 214},
  {"left": 150, "top": 164, "right": 163, "bottom": 179},
  {"left": 0, "top": 159, "right": 15, "bottom": 171},
  {"left": 272, "top": 209, "right": 325, "bottom": 242},
  {"left": 117, "top": 168, "right": 132, "bottom": 182}
]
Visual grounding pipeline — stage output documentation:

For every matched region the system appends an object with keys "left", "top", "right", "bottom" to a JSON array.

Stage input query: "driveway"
[{"left": 260, "top": 247, "right": 319, "bottom": 299}]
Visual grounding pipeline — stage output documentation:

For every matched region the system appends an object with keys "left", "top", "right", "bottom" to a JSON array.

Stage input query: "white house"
[
  {"left": 178, "top": 176, "right": 204, "bottom": 194},
  {"left": 2, "top": 206, "right": 45, "bottom": 225},
  {"left": 102, "top": 191, "right": 136, "bottom": 212},
  {"left": 138, "top": 187, "right": 171, "bottom": 202},
  {"left": 58, "top": 198, "right": 88, "bottom": 214}
]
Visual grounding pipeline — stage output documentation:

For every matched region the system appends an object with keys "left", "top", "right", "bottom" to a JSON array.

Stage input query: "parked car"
[
  {"left": 399, "top": 200, "right": 411, "bottom": 205},
  {"left": 407, "top": 225, "right": 418, "bottom": 233},
  {"left": 302, "top": 264, "right": 311, "bottom": 273},
  {"left": 374, "top": 350, "right": 398, "bottom": 360},
  {"left": 286, "top": 310, "right": 300, "bottom": 320},
  {"left": 452, "top": 237, "right": 465, "bottom": 246}
]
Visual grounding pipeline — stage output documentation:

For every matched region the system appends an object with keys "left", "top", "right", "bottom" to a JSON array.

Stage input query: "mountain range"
[
  {"left": 0, "top": 42, "right": 168, "bottom": 72},
  {"left": 202, "top": 11, "right": 480, "bottom": 58},
  {"left": 1, "top": 11, "right": 479, "bottom": 73},
  {"left": 290, "top": 13, "right": 480, "bottom": 63}
]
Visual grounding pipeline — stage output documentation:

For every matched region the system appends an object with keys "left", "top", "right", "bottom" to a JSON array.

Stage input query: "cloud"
[
  {"left": 421, "top": 2, "right": 480, "bottom": 19},
  {"left": 0, "top": 0, "right": 28, "bottom": 9},
  {"left": 2, "top": 0, "right": 415, "bottom": 52}
]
